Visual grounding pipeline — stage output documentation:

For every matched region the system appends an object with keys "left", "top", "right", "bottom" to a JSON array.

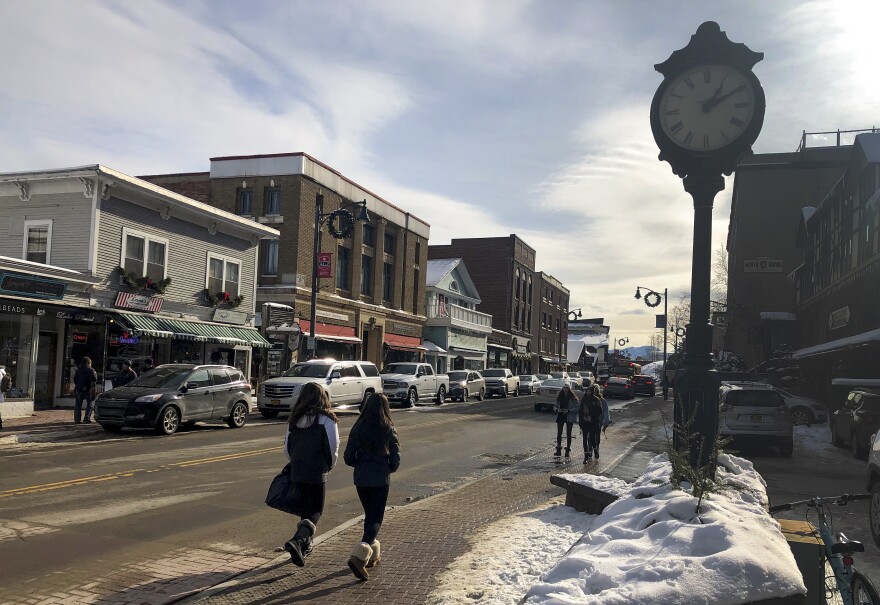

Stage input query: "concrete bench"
[{"left": 550, "top": 475, "right": 619, "bottom": 514}]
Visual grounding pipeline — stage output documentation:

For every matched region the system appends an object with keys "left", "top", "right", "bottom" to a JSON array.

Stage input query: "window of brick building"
[
  {"left": 412, "top": 269, "right": 420, "bottom": 314},
  {"left": 236, "top": 189, "right": 253, "bottom": 215},
  {"left": 384, "top": 232, "right": 396, "bottom": 255},
  {"left": 262, "top": 240, "right": 278, "bottom": 275},
  {"left": 363, "top": 224, "right": 376, "bottom": 248},
  {"left": 264, "top": 188, "right": 281, "bottom": 215},
  {"left": 336, "top": 246, "right": 351, "bottom": 290},
  {"left": 361, "top": 255, "right": 373, "bottom": 296},
  {"left": 383, "top": 262, "right": 393, "bottom": 302}
]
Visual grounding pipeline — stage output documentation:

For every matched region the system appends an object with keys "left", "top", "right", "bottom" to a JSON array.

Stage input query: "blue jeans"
[{"left": 74, "top": 390, "right": 93, "bottom": 423}]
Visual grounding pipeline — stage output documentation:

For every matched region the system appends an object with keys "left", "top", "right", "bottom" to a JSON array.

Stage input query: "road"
[
  {"left": 2, "top": 392, "right": 877, "bottom": 603},
  {"left": 0, "top": 392, "right": 655, "bottom": 602}
]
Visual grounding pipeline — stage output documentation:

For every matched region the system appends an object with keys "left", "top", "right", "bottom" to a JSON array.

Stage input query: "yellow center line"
[{"left": 0, "top": 402, "right": 529, "bottom": 498}]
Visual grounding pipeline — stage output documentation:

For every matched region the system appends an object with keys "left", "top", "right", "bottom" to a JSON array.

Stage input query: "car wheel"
[
  {"left": 512, "top": 386, "right": 518, "bottom": 397},
  {"left": 463, "top": 388, "right": 469, "bottom": 402},
  {"left": 100, "top": 424, "right": 123, "bottom": 433},
  {"left": 502, "top": 388, "right": 508, "bottom": 398},
  {"left": 534, "top": 403, "right": 542, "bottom": 412},
  {"left": 435, "top": 386, "right": 446, "bottom": 405},
  {"left": 260, "top": 409, "right": 280, "bottom": 419},
  {"left": 789, "top": 407, "right": 812, "bottom": 426},
  {"left": 407, "top": 388, "right": 418, "bottom": 408},
  {"left": 155, "top": 406, "right": 180, "bottom": 435},
  {"left": 852, "top": 432, "right": 866, "bottom": 460},
  {"left": 227, "top": 401, "right": 248, "bottom": 428},
  {"left": 477, "top": 388, "right": 484, "bottom": 401},
  {"left": 831, "top": 422, "right": 843, "bottom": 447},
  {"left": 779, "top": 438, "right": 793, "bottom": 457},
  {"left": 870, "top": 484, "right": 880, "bottom": 547}
]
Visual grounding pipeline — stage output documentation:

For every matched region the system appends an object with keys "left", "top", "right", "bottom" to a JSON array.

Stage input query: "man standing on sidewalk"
[
  {"left": 74, "top": 357, "right": 98, "bottom": 424},
  {"left": 0, "top": 365, "right": 6, "bottom": 429}
]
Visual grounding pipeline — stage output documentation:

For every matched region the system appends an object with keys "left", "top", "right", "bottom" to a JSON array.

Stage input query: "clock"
[{"left": 657, "top": 64, "right": 757, "bottom": 152}]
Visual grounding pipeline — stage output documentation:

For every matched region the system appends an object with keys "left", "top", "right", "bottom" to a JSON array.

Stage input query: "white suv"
[
  {"left": 867, "top": 432, "right": 880, "bottom": 546},
  {"left": 258, "top": 359, "right": 382, "bottom": 417}
]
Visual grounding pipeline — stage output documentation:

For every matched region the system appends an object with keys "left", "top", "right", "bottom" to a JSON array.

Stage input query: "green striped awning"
[{"left": 113, "top": 312, "right": 271, "bottom": 347}]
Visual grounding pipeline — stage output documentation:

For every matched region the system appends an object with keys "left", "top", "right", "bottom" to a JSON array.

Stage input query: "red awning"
[
  {"left": 384, "top": 333, "right": 424, "bottom": 352},
  {"left": 298, "top": 320, "right": 361, "bottom": 343}
]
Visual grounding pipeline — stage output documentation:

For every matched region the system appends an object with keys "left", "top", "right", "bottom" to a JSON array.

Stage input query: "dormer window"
[{"left": 449, "top": 280, "right": 459, "bottom": 292}]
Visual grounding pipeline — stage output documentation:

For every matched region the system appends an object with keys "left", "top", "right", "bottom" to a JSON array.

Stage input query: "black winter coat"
[
  {"left": 74, "top": 366, "right": 98, "bottom": 393},
  {"left": 344, "top": 427, "right": 401, "bottom": 487},
  {"left": 113, "top": 368, "right": 137, "bottom": 388},
  {"left": 286, "top": 417, "right": 333, "bottom": 484}
]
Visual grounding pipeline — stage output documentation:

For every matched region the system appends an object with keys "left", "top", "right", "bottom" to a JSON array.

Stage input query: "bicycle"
[{"left": 770, "top": 494, "right": 880, "bottom": 605}]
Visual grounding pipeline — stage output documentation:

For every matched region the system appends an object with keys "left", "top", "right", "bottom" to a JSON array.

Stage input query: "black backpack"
[{"left": 1, "top": 374, "right": 10, "bottom": 393}]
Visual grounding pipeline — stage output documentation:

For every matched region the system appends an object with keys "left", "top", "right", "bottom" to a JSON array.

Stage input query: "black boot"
[
  {"left": 553, "top": 446, "right": 561, "bottom": 457},
  {"left": 284, "top": 519, "right": 316, "bottom": 567},
  {"left": 564, "top": 447, "right": 571, "bottom": 458}
]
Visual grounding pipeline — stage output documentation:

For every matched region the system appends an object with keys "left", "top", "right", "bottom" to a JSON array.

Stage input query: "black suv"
[
  {"left": 831, "top": 389, "right": 880, "bottom": 459},
  {"left": 95, "top": 364, "right": 252, "bottom": 435}
]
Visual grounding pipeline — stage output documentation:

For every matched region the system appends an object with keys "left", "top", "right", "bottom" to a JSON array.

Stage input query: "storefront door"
[{"left": 35, "top": 332, "right": 57, "bottom": 405}]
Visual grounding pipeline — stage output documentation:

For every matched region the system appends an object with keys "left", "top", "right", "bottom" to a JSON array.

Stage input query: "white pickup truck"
[
  {"left": 258, "top": 359, "right": 382, "bottom": 417},
  {"left": 481, "top": 368, "right": 520, "bottom": 398},
  {"left": 381, "top": 362, "right": 450, "bottom": 407}
]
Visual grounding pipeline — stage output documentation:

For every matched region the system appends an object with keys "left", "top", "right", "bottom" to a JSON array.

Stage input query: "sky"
[{"left": 1, "top": 0, "right": 878, "bottom": 347}]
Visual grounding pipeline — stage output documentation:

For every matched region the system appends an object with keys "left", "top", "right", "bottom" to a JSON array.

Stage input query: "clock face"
[{"left": 658, "top": 65, "right": 756, "bottom": 152}]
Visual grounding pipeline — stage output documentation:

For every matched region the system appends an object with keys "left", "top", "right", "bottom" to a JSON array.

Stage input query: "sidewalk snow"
[
  {"left": 431, "top": 453, "right": 805, "bottom": 605},
  {"left": 427, "top": 500, "right": 597, "bottom": 605}
]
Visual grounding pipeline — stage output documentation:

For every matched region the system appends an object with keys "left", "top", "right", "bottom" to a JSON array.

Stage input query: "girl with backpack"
[
  {"left": 344, "top": 393, "right": 400, "bottom": 581},
  {"left": 579, "top": 385, "right": 610, "bottom": 462},
  {"left": 282, "top": 382, "right": 340, "bottom": 567},
  {"left": 553, "top": 383, "right": 580, "bottom": 458}
]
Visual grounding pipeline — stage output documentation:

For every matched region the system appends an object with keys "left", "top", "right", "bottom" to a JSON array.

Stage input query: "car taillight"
[
  {"left": 244, "top": 383, "right": 252, "bottom": 391},
  {"left": 646, "top": 379, "right": 653, "bottom": 384}
]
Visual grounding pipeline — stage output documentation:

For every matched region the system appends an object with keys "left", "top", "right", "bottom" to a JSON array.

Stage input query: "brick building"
[
  {"left": 724, "top": 135, "right": 851, "bottom": 367},
  {"left": 530, "top": 272, "right": 569, "bottom": 373},
  {"left": 428, "top": 235, "right": 536, "bottom": 373},
  {"left": 142, "top": 153, "right": 430, "bottom": 371}
]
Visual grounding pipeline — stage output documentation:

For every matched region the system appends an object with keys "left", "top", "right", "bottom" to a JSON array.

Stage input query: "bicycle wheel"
[{"left": 853, "top": 569, "right": 880, "bottom": 605}]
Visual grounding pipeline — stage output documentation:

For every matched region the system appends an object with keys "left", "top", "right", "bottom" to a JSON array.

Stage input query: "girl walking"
[
  {"left": 282, "top": 382, "right": 340, "bottom": 567},
  {"left": 553, "top": 383, "right": 580, "bottom": 458},
  {"left": 579, "top": 385, "right": 610, "bottom": 463},
  {"left": 344, "top": 393, "right": 400, "bottom": 581}
]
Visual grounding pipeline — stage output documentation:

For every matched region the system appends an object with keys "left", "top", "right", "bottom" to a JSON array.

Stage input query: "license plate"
[
  {"left": 750, "top": 415, "right": 762, "bottom": 422},
  {"left": 271, "top": 399, "right": 280, "bottom": 405}
]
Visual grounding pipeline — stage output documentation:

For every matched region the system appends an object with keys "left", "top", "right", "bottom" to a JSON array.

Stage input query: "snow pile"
[
  {"left": 427, "top": 501, "right": 597, "bottom": 605},
  {"left": 524, "top": 453, "right": 806, "bottom": 605},
  {"left": 639, "top": 361, "right": 664, "bottom": 380}
]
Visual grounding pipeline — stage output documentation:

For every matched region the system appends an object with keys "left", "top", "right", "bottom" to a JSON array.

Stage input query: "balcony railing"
[{"left": 426, "top": 302, "right": 492, "bottom": 330}]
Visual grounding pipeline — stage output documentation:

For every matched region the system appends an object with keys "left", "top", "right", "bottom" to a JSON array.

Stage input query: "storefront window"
[
  {"left": 63, "top": 321, "right": 105, "bottom": 397},
  {"left": 0, "top": 314, "right": 36, "bottom": 399}
]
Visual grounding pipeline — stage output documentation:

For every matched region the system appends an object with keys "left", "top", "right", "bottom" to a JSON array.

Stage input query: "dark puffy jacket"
[
  {"left": 286, "top": 418, "right": 333, "bottom": 483},
  {"left": 344, "top": 427, "right": 401, "bottom": 487},
  {"left": 74, "top": 366, "right": 98, "bottom": 393}
]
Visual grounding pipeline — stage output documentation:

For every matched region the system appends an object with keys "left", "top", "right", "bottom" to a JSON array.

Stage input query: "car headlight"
[
  {"left": 458, "top": 381, "right": 467, "bottom": 387},
  {"left": 398, "top": 382, "right": 408, "bottom": 389},
  {"left": 134, "top": 394, "right": 164, "bottom": 403}
]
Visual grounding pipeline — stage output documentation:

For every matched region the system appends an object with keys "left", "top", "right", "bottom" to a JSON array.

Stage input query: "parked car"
[
  {"left": 518, "top": 374, "right": 540, "bottom": 395},
  {"left": 718, "top": 382, "right": 793, "bottom": 457},
  {"left": 866, "top": 432, "right": 880, "bottom": 546},
  {"left": 447, "top": 370, "right": 485, "bottom": 402},
  {"left": 534, "top": 378, "right": 584, "bottom": 412},
  {"left": 482, "top": 368, "right": 519, "bottom": 398},
  {"left": 95, "top": 364, "right": 252, "bottom": 435},
  {"left": 604, "top": 377, "right": 634, "bottom": 399},
  {"left": 773, "top": 387, "right": 827, "bottom": 426},
  {"left": 551, "top": 371, "right": 576, "bottom": 386},
  {"left": 631, "top": 374, "right": 656, "bottom": 397},
  {"left": 831, "top": 389, "right": 880, "bottom": 459},
  {"left": 381, "top": 362, "right": 450, "bottom": 407},
  {"left": 259, "top": 359, "right": 382, "bottom": 417},
  {"left": 577, "top": 371, "right": 595, "bottom": 386},
  {"left": 536, "top": 373, "right": 552, "bottom": 382}
]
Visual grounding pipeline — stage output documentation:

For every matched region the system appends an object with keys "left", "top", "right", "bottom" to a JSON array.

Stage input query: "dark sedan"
[
  {"left": 604, "top": 377, "right": 634, "bottom": 399},
  {"left": 94, "top": 364, "right": 252, "bottom": 435},
  {"left": 631, "top": 374, "right": 656, "bottom": 397},
  {"left": 831, "top": 389, "right": 880, "bottom": 459}
]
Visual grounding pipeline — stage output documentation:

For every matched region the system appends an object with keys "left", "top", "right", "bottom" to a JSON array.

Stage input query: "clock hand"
[{"left": 702, "top": 84, "right": 745, "bottom": 113}]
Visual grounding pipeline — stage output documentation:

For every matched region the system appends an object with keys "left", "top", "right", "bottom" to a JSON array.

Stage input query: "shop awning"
[
  {"left": 298, "top": 319, "right": 361, "bottom": 343},
  {"left": 793, "top": 327, "right": 880, "bottom": 359},
  {"left": 448, "top": 346, "right": 485, "bottom": 360},
  {"left": 113, "top": 312, "right": 271, "bottom": 347},
  {"left": 487, "top": 343, "right": 513, "bottom": 351},
  {"left": 422, "top": 340, "right": 446, "bottom": 354},
  {"left": 540, "top": 356, "right": 553, "bottom": 362},
  {"left": 384, "top": 333, "right": 425, "bottom": 352}
]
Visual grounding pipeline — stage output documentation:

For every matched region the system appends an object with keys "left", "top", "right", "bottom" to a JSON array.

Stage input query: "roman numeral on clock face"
[
  {"left": 684, "top": 77, "right": 695, "bottom": 89},
  {"left": 730, "top": 117, "right": 745, "bottom": 127},
  {"left": 665, "top": 109, "right": 680, "bottom": 115},
  {"left": 682, "top": 131, "right": 693, "bottom": 146},
  {"left": 703, "top": 135, "right": 710, "bottom": 148},
  {"left": 703, "top": 70, "right": 711, "bottom": 83},
  {"left": 670, "top": 121, "right": 684, "bottom": 134}
]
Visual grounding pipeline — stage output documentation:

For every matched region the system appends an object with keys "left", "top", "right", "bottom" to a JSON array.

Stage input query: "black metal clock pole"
[{"left": 309, "top": 192, "right": 324, "bottom": 360}]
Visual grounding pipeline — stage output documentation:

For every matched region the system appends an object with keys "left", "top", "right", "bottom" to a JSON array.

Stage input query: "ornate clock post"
[{"left": 649, "top": 22, "right": 765, "bottom": 475}]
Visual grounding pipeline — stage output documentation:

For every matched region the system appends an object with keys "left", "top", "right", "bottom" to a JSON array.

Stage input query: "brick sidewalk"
[{"left": 186, "top": 426, "right": 648, "bottom": 605}]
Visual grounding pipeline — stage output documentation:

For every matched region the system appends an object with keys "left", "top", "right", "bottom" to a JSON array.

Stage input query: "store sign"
[
  {"left": 317, "top": 252, "right": 333, "bottom": 278},
  {"left": 0, "top": 272, "right": 66, "bottom": 299},
  {"left": 0, "top": 301, "right": 98, "bottom": 322},
  {"left": 316, "top": 309, "right": 349, "bottom": 322},
  {"left": 389, "top": 322, "right": 418, "bottom": 336},
  {"left": 110, "top": 335, "right": 140, "bottom": 345},
  {"left": 744, "top": 257, "right": 783, "bottom": 273},
  {"left": 829, "top": 306, "right": 850, "bottom": 331},
  {"left": 115, "top": 291, "right": 163, "bottom": 312},
  {"left": 72, "top": 332, "right": 88, "bottom": 344},
  {"left": 212, "top": 308, "right": 249, "bottom": 325}
]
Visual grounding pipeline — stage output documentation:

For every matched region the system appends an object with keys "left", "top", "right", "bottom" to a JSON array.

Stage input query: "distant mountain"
[{"left": 619, "top": 345, "right": 660, "bottom": 360}]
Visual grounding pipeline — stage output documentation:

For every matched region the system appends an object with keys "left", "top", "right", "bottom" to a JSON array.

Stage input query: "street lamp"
[
  {"left": 635, "top": 286, "right": 668, "bottom": 399},
  {"left": 308, "top": 192, "right": 370, "bottom": 359},
  {"left": 567, "top": 308, "right": 582, "bottom": 321}
]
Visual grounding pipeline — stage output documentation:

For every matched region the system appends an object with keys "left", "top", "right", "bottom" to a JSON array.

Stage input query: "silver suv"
[{"left": 719, "top": 382, "right": 793, "bottom": 456}]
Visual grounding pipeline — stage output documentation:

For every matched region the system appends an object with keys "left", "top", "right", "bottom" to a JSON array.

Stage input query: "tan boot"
[
  {"left": 347, "top": 542, "right": 372, "bottom": 581},
  {"left": 365, "top": 539, "right": 381, "bottom": 568}
]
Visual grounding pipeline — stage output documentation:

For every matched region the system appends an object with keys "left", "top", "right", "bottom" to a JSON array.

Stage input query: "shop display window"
[{"left": 0, "top": 315, "right": 36, "bottom": 398}]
